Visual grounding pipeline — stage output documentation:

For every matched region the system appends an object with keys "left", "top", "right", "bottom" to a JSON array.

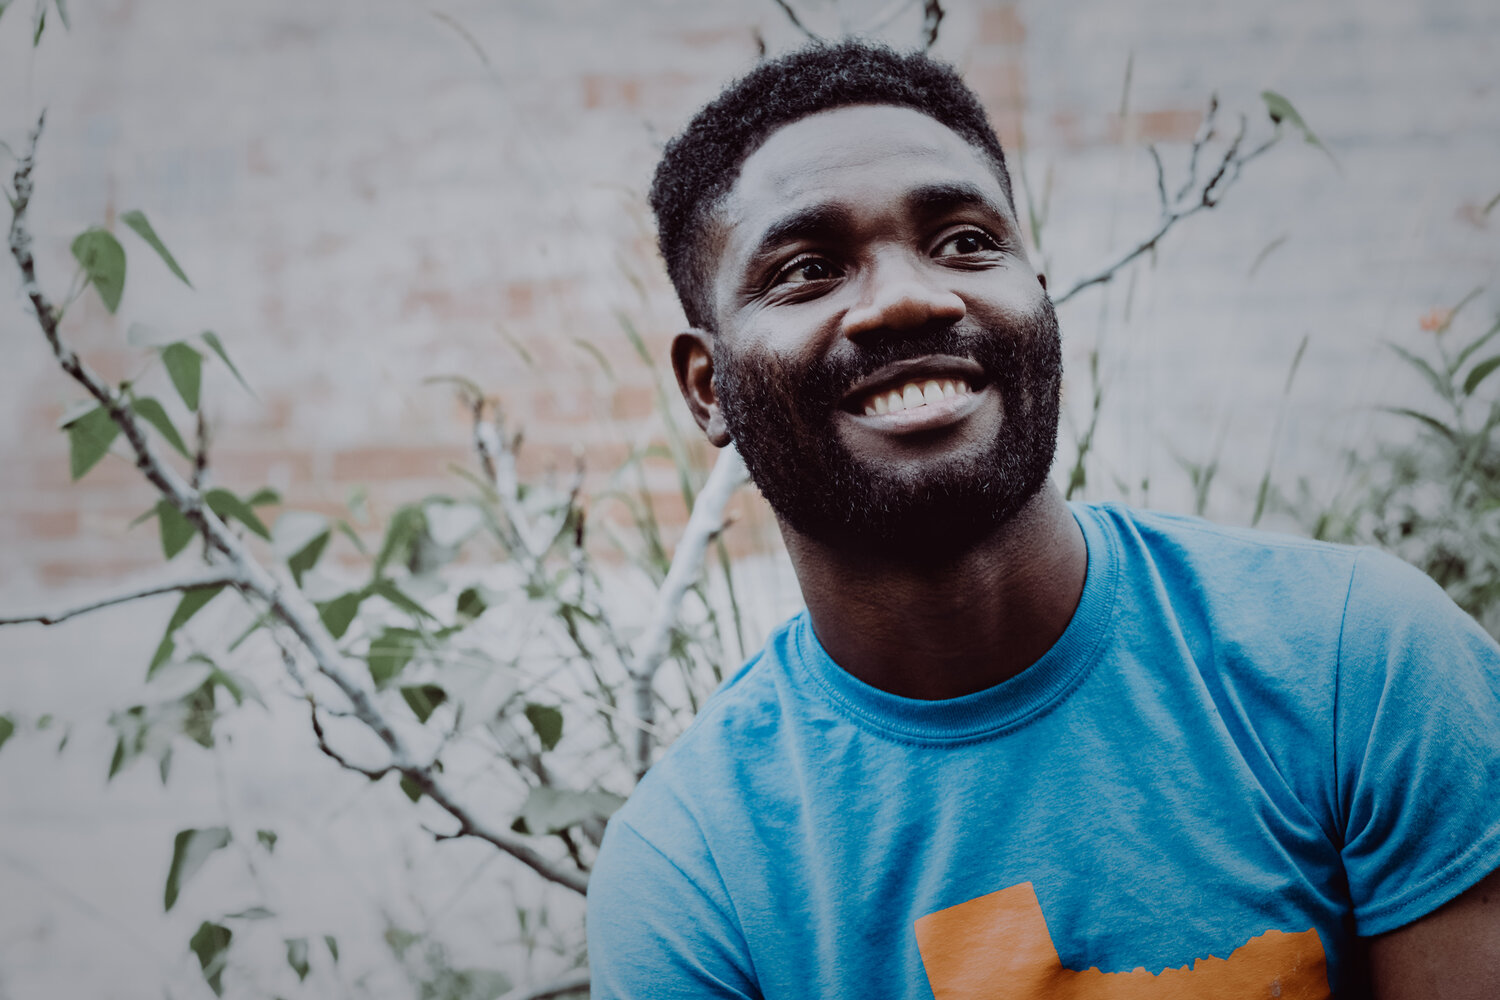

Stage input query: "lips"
[{"left": 836, "top": 356, "right": 992, "bottom": 434}]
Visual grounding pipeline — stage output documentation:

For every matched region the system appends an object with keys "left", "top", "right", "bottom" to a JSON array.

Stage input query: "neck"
[{"left": 783, "top": 486, "right": 1087, "bottom": 700}]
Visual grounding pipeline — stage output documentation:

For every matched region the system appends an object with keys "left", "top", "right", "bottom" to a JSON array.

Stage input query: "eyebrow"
[
  {"left": 743, "top": 203, "right": 855, "bottom": 271},
  {"left": 902, "top": 181, "right": 1011, "bottom": 224}
]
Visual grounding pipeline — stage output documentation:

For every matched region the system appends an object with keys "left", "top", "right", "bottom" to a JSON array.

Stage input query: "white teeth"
[{"left": 863, "top": 377, "right": 972, "bottom": 416}]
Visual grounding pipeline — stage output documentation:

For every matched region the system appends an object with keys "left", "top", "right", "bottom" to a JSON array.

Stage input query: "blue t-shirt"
[{"left": 587, "top": 503, "right": 1500, "bottom": 999}]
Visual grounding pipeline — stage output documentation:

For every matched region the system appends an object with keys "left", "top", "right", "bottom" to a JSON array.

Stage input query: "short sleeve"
[
  {"left": 1335, "top": 548, "right": 1500, "bottom": 935},
  {"left": 587, "top": 814, "right": 759, "bottom": 1000}
]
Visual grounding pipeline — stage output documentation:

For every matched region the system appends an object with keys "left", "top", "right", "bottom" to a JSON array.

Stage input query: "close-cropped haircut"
[{"left": 649, "top": 40, "right": 1015, "bottom": 332}]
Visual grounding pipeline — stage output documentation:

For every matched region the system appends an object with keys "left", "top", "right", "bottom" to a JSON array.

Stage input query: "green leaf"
[
  {"left": 130, "top": 397, "right": 191, "bottom": 458},
  {"left": 65, "top": 406, "right": 120, "bottom": 480},
  {"left": 0, "top": 716, "right": 15, "bottom": 754},
  {"left": 523, "top": 703, "right": 563, "bottom": 751},
  {"left": 0, "top": 2, "right": 11, "bottom": 27},
  {"left": 70, "top": 228, "right": 126, "bottom": 312},
  {"left": 513, "top": 786, "right": 624, "bottom": 836},
  {"left": 246, "top": 487, "right": 281, "bottom": 506},
  {"left": 1388, "top": 343, "right": 1452, "bottom": 401},
  {"left": 317, "top": 590, "right": 365, "bottom": 640},
  {"left": 190, "top": 922, "right": 233, "bottom": 996},
  {"left": 287, "top": 530, "right": 329, "bottom": 586},
  {"left": 156, "top": 500, "right": 195, "bottom": 559},
  {"left": 200, "top": 331, "right": 253, "bottom": 395},
  {"left": 1463, "top": 354, "right": 1500, "bottom": 397},
  {"left": 374, "top": 504, "right": 425, "bottom": 577},
  {"left": 1453, "top": 316, "right": 1500, "bottom": 371},
  {"left": 286, "top": 937, "right": 310, "bottom": 982},
  {"left": 370, "top": 579, "right": 435, "bottom": 622},
  {"left": 160, "top": 343, "right": 203, "bottom": 411},
  {"left": 164, "top": 826, "right": 231, "bottom": 911},
  {"left": 108, "top": 736, "right": 126, "bottom": 779},
  {"left": 400, "top": 684, "right": 446, "bottom": 723},
  {"left": 1381, "top": 406, "right": 1459, "bottom": 443},
  {"left": 324, "top": 935, "right": 339, "bottom": 963},
  {"left": 147, "top": 585, "right": 226, "bottom": 679},
  {"left": 399, "top": 774, "right": 423, "bottom": 802},
  {"left": 32, "top": 2, "right": 43, "bottom": 45},
  {"left": 224, "top": 906, "right": 275, "bottom": 920},
  {"left": 52, "top": 0, "right": 68, "bottom": 30},
  {"left": 1260, "top": 90, "right": 1338, "bottom": 168},
  {"left": 367, "top": 627, "right": 421, "bottom": 686},
  {"left": 455, "top": 586, "right": 488, "bottom": 622},
  {"left": 205, "top": 487, "right": 271, "bottom": 539},
  {"left": 256, "top": 829, "right": 278, "bottom": 853},
  {"left": 121, "top": 210, "right": 191, "bottom": 287}
]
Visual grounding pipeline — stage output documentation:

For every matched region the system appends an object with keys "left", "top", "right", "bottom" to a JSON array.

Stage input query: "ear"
[{"left": 671, "top": 329, "right": 732, "bottom": 447}]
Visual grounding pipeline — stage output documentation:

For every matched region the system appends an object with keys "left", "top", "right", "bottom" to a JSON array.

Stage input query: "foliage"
[{"left": 1286, "top": 294, "right": 1500, "bottom": 637}]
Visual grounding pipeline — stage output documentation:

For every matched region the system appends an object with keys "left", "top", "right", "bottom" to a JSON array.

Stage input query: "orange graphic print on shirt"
[{"left": 915, "top": 882, "right": 1329, "bottom": 999}]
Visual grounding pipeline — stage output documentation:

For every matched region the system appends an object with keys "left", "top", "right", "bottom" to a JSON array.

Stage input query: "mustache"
[{"left": 793, "top": 324, "right": 1031, "bottom": 410}]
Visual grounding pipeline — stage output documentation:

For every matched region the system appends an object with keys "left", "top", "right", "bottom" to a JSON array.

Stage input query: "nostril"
[{"left": 842, "top": 282, "right": 965, "bottom": 338}]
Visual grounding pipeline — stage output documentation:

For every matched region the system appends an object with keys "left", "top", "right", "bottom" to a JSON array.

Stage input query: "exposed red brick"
[
  {"left": 977, "top": 4, "right": 1026, "bottom": 46},
  {"left": 1129, "top": 108, "right": 1204, "bottom": 143},
  {"left": 331, "top": 444, "right": 472, "bottom": 483},
  {"left": 611, "top": 384, "right": 657, "bottom": 421},
  {"left": 15, "top": 509, "right": 80, "bottom": 541}
]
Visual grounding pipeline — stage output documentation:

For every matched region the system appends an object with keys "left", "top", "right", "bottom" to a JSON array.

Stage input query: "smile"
[{"left": 859, "top": 377, "right": 973, "bottom": 416}]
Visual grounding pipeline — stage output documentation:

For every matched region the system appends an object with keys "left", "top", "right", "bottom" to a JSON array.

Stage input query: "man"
[{"left": 586, "top": 41, "right": 1500, "bottom": 998}]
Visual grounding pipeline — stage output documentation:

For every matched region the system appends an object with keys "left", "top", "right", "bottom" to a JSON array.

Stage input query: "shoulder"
[{"left": 1077, "top": 502, "right": 1367, "bottom": 635}]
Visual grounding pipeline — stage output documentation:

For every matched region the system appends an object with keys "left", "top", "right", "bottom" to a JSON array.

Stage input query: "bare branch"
[
  {"left": 1147, "top": 144, "right": 1167, "bottom": 216},
  {"left": 497, "top": 969, "right": 590, "bottom": 1000},
  {"left": 9, "top": 117, "right": 591, "bottom": 898},
  {"left": 920, "top": 0, "right": 945, "bottom": 50},
  {"left": 769, "top": 0, "right": 817, "bottom": 40},
  {"left": 1175, "top": 93, "right": 1218, "bottom": 203},
  {"left": 0, "top": 569, "right": 242, "bottom": 626},
  {"left": 308, "top": 696, "right": 393, "bottom": 781},
  {"left": 1051, "top": 100, "right": 1282, "bottom": 308},
  {"left": 628, "top": 446, "right": 747, "bottom": 778}
]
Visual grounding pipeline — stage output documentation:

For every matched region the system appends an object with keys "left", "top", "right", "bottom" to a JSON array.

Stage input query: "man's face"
[{"left": 693, "top": 104, "right": 1061, "bottom": 561}]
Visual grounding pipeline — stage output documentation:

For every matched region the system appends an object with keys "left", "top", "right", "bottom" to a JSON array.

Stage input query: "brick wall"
[
  {"left": 0, "top": 2, "right": 1496, "bottom": 993},
  {"left": 2, "top": 0, "right": 1496, "bottom": 593}
]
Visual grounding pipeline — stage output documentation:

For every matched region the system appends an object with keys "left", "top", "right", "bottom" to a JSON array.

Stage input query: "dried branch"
[
  {"left": 307, "top": 696, "right": 393, "bottom": 781},
  {"left": 7, "top": 115, "right": 591, "bottom": 898},
  {"left": 0, "top": 569, "right": 243, "bottom": 626},
  {"left": 920, "top": 0, "right": 945, "bottom": 50},
  {"left": 628, "top": 446, "right": 747, "bottom": 778},
  {"left": 1051, "top": 98, "right": 1281, "bottom": 307},
  {"left": 769, "top": 0, "right": 817, "bottom": 40},
  {"left": 497, "top": 969, "right": 590, "bottom": 1000}
]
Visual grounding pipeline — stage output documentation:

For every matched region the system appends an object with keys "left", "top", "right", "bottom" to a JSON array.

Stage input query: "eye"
[
  {"left": 933, "top": 229, "right": 1003, "bottom": 258},
  {"left": 774, "top": 254, "right": 841, "bottom": 286}
]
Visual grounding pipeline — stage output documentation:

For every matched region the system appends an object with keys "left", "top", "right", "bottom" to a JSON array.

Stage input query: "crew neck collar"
[{"left": 792, "top": 503, "right": 1119, "bottom": 744}]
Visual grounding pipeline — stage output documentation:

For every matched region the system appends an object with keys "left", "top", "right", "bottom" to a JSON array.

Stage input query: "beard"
[{"left": 713, "top": 298, "right": 1062, "bottom": 564}]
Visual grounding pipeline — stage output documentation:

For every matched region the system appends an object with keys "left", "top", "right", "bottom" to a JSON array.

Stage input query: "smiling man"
[{"left": 586, "top": 42, "right": 1500, "bottom": 999}]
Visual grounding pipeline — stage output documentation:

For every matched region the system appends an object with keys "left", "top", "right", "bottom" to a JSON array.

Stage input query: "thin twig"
[
  {"left": 0, "top": 569, "right": 242, "bottom": 626},
  {"left": 920, "top": 0, "right": 945, "bottom": 50},
  {"left": 628, "top": 446, "right": 747, "bottom": 778},
  {"left": 496, "top": 969, "right": 590, "bottom": 1000},
  {"left": 769, "top": 0, "right": 817, "bottom": 39},
  {"left": 7, "top": 115, "right": 591, "bottom": 898},
  {"left": 1052, "top": 99, "right": 1281, "bottom": 307}
]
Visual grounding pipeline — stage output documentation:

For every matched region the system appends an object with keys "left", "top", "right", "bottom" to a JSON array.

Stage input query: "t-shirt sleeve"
[
  {"left": 1335, "top": 548, "right": 1500, "bottom": 935},
  {"left": 587, "top": 813, "right": 759, "bottom": 1000}
]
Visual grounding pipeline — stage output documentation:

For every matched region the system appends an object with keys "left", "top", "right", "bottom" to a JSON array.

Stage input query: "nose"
[{"left": 840, "top": 252, "right": 966, "bottom": 339}]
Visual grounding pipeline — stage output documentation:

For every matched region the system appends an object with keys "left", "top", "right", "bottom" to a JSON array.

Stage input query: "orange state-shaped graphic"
[{"left": 914, "top": 882, "right": 1329, "bottom": 999}]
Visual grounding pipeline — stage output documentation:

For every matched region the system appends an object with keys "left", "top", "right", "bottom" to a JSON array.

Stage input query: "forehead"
[{"left": 718, "top": 104, "right": 1008, "bottom": 242}]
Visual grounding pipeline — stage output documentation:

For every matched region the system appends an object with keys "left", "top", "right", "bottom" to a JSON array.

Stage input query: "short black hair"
[{"left": 648, "top": 39, "right": 1015, "bottom": 331}]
